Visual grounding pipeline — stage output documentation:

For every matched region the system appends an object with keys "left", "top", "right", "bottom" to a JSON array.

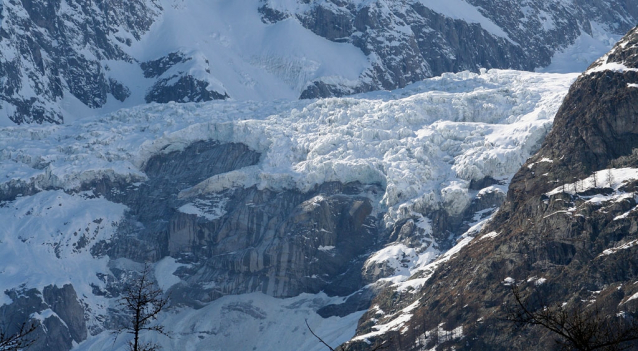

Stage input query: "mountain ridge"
[{"left": 0, "top": 0, "right": 634, "bottom": 124}]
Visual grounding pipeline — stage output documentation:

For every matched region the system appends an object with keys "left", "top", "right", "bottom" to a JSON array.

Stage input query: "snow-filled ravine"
[{"left": 0, "top": 69, "right": 578, "bottom": 350}]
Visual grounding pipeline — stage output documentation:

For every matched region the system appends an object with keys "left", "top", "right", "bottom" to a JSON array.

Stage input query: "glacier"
[{"left": 0, "top": 68, "right": 581, "bottom": 350}]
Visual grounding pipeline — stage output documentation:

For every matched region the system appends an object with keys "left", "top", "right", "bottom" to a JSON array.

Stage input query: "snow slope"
[{"left": 78, "top": 292, "right": 364, "bottom": 351}]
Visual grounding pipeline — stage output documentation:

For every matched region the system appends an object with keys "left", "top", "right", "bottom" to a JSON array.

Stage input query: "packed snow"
[
  {"left": 600, "top": 239, "right": 638, "bottom": 257},
  {"left": 418, "top": 0, "right": 511, "bottom": 40}
]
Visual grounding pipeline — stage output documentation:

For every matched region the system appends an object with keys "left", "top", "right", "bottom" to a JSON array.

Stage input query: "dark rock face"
[
  {"left": 42, "top": 284, "right": 87, "bottom": 343},
  {"left": 0, "top": 284, "right": 86, "bottom": 351},
  {"left": 347, "top": 25, "right": 638, "bottom": 351},
  {"left": 142, "top": 52, "right": 229, "bottom": 103},
  {"left": 167, "top": 183, "right": 383, "bottom": 303},
  {"left": 81, "top": 141, "right": 382, "bottom": 308},
  {"left": 145, "top": 75, "right": 229, "bottom": 103}
]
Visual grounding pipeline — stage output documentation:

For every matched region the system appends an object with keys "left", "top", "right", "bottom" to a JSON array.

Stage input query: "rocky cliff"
[
  {"left": 347, "top": 25, "right": 638, "bottom": 351},
  {"left": 0, "top": 0, "right": 635, "bottom": 124}
]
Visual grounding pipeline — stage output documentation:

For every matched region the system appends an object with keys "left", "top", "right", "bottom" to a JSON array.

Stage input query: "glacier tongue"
[{"left": 2, "top": 69, "right": 576, "bottom": 224}]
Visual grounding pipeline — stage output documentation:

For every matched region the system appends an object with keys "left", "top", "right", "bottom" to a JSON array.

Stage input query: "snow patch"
[
  {"left": 318, "top": 245, "right": 335, "bottom": 252},
  {"left": 154, "top": 257, "right": 187, "bottom": 292},
  {"left": 418, "top": 0, "right": 510, "bottom": 41},
  {"left": 539, "top": 23, "right": 621, "bottom": 74},
  {"left": 480, "top": 231, "right": 499, "bottom": 240},
  {"left": 177, "top": 197, "right": 228, "bottom": 221},
  {"left": 600, "top": 239, "right": 638, "bottom": 257},
  {"left": 547, "top": 168, "right": 638, "bottom": 196}
]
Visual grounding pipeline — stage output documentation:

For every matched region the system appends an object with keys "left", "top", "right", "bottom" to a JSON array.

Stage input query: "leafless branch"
[
  {"left": 506, "top": 283, "right": 638, "bottom": 351},
  {"left": 0, "top": 321, "right": 37, "bottom": 351}
]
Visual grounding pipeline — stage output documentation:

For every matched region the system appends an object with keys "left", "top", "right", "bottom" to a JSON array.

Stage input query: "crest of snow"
[
  {"left": 318, "top": 245, "right": 335, "bottom": 252},
  {"left": 30, "top": 309, "right": 59, "bottom": 324},
  {"left": 624, "top": 292, "right": 638, "bottom": 304},
  {"left": 614, "top": 199, "right": 638, "bottom": 221},
  {"left": 528, "top": 157, "right": 553, "bottom": 169},
  {"left": 418, "top": 0, "right": 510, "bottom": 41},
  {"left": 547, "top": 168, "right": 638, "bottom": 196},
  {"left": 76, "top": 292, "right": 364, "bottom": 351},
  {"left": 352, "top": 300, "right": 419, "bottom": 342},
  {"left": 587, "top": 62, "right": 638, "bottom": 74},
  {"left": 503, "top": 277, "right": 515, "bottom": 286},
  {"left": 154, "top": 257, "right": 188, "bottom": 292},
  {"left": 599, "top": 239, "right": 638, "bottom": 257},
  {"left": 480, "top": 231, "right": 499, "bottom": 241},
  {"left": 177, "top": 197, "right": 228, "bottom": 221},
  {"left": 585, "top": 192, "right": 634, "bottom": 206},
  {"left": 527, "top": 277, "right": 547, "bottom": 286},
  {"left": 629, "top": 83, "right": 638, "bottom": 88}
]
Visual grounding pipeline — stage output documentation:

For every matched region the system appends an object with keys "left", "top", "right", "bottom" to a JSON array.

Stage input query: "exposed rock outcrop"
[{"left": 0, "top": 284, "right": 86, "bottom": 351}]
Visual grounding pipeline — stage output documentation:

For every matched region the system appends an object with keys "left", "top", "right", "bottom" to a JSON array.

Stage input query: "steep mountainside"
[
  {"left": 0, "top": 0, "right": 635, "bottom": 124},
  {"left": 348, "top": 25, "right": 638, "bottom": 351}
]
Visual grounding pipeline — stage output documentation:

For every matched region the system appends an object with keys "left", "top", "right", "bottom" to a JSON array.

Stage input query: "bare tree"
[
  {"left": 607, "top": 168, "right": 614, "bottom": 188},
  {"left": 0, "top": 322, "right": 37, "bottom": 351},
  {"left": 305, "top": 319, "right": 388, "bottom": 351},
  {"left": 116, "top": 263, "right": 170, "bottom": 351},
  {"left": 506, "top": 284, "right": 638, "bottom": 351}
]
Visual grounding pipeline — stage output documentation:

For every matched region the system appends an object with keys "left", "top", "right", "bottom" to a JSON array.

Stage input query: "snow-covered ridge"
[
  {"left": 1, "top": 0, "right": 631, "bottom": 125},
  {"left": 1, "top": 70, "right": 577, "bottom": 227}
]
